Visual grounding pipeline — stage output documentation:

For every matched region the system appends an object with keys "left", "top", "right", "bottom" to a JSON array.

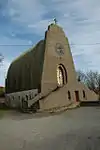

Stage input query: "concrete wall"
[
  {"left": 39, "top": 81, "right": 98, "bottom": 111},
  {"left": 41, "top": 24, "right": 77, "bottom": 95},
  {"left": 39, "top": 85, "right": 72, "bottom": 110},
  {"left": 6, "top": 40, "right": 45, "bottom": 94},
  {"left": 6, "top": 89, "right": 38, "bottom": 108},
  {"left": 39, "top": 24, "right": 98, "bottom": 111},
  {"left": 75, "top": 82, "right": 98, "bottom": 102},
  {"left": 5, "top": 24, "right": 99, "bottom": 110}
]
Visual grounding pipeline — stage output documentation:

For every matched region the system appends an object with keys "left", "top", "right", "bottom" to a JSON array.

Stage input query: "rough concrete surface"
[{"left": 0, "top": 107, "right": 100, "bottom": 150}]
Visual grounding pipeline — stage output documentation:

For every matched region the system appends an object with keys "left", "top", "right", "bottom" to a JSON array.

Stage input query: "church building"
[{"left": 5, "top": 23, "right": 98, "bottom": 112}]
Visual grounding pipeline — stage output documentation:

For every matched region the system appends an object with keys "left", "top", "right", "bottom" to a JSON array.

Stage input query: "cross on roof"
[{"left": 53, "top": 18, "right": 57, "bottom": 24}]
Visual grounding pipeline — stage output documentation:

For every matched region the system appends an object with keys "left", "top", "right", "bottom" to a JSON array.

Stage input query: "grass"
[{"left": 0, "top": 108, "right": 11, "bottom": 118}]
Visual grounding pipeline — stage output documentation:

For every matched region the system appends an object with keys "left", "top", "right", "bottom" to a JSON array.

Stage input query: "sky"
[{"left": 0, "top": 0, "right": 100, "bottom": 86}]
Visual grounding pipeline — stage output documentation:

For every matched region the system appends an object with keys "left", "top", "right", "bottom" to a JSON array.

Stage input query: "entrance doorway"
[{"left": 75, "top": 91, "right": 80, "bottom": 102}]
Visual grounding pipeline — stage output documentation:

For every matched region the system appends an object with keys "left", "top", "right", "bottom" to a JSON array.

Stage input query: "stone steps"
[{"left": 38, "top": 102, "right": 80, "bottom": 113}]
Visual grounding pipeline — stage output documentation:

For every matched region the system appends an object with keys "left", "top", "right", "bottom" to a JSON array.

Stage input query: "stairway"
[{"left": 28, "top": 87, "right": 59, "bottom": 108}]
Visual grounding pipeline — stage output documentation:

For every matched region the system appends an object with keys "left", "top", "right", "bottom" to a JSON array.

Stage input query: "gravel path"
[{"left": 0, "top": 107, "right": 100, "bottom": 150}]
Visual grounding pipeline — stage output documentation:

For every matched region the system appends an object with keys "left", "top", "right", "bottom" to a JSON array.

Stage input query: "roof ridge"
[{"left": 12, "top": 40, "right": 44, "bottom": 64}]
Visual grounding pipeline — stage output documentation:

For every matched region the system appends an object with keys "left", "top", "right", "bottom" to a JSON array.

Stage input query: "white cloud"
[
  {"left": 7, "top": 0, "right": 46, "bottom": 24},
  {"left": 28, "top": 19, "right": 51, "bottom": 35},
  {"left": 11, "top": 32, "right": 16, "bottom": 37},
  {"left": 6, "top": 0, "right": 100, "bottom": 71},
  {"left": 0, "top": 35, "right": 33, "bottom": 86},
  {"left": 0, "top": 59, "right": 10, "bottom": 86},
  {"left": 28, "top": 40, "right": 33, "bottom": 45},
  {"left": 0, "top": 35, "right": 31, "bottom": 46},
  {"left": 53, "top": 0, "right": 100, "bottom": 71},
  {"left": 1, "top": 0, "right": 100, "bottom": 86}
]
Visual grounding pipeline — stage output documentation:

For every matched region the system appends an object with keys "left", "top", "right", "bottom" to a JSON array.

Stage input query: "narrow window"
[
  {"left": 34, "top": 93, "right": 38, "bottom": 97},
  {"left": 12, "top": 96, "right": 14, "bottom": 101},
  {"left": 29, "top": 93, "right": 32, "bottom": 100},
  {"left": 83, "top": 90, "right": 86, "bottom": 98},
  {"left": 26, "top": 95, "right": 29, "bottom": 101},
  {"left": 75, "top": 91, "right": 80, "bottom": 102},
  {"left": 68, "top": 91, "right": 71, "bottom": 100}
]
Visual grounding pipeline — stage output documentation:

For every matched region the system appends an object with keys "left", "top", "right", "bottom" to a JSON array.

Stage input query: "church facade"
[{"left": 5, "top": 24, "right": 98, "bottom": 112}]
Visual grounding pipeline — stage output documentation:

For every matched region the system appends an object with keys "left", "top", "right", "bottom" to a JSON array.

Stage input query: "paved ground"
[{"left": 0, "top": 106, "right": 100, "bottom": 150}]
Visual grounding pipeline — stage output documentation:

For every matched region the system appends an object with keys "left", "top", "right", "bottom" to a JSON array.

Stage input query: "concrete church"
[{"left": 5, "top": 23, "right": 98, "bottom": 112}]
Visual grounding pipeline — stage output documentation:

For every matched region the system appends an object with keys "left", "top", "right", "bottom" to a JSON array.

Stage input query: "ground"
[{"left": 0, "top": 106, "right": 100, "bottom": 150}]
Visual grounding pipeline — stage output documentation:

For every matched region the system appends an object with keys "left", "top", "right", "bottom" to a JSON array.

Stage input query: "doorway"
[{"left": 75, "top": 91, "right": 80, "bottom": 102}]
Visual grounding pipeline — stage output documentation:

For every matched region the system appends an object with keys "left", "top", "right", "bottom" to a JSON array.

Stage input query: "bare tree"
[
  {"left": 0, "top": 53, "right": 4, "bottom": 66},
  {"left": 77, "top": 70, "right": 86, "bottom": 82},
  {"left": 77, "top": 70, "right": 100, "bottom": 97}
]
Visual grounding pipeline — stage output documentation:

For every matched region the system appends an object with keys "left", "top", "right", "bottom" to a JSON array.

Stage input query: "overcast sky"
[{"left": 0, "top": 0, "right": 100, "bottom": 86}]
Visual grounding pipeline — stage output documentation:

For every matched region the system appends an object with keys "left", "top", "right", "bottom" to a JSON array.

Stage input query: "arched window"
[
  {"left": 59, "top": 64, "right": 67, "bottom": 83},
  {"left": 57, "top": 64, "right": 67, "bottom": 87}
]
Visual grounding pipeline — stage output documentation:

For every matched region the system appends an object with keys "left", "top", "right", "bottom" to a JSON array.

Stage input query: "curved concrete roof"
[{"left": 6, "top": 40, "right": 45, "bottom": 93}]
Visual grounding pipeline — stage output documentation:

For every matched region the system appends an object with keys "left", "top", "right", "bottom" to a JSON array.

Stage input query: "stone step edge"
[{"left": 38, "top": 102, "right": 80, "bottom": 113}]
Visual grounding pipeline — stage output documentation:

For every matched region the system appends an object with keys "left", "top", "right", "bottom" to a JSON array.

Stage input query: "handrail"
[{"left": 28, "top": 86, "right": 60, "bottom": 107}]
